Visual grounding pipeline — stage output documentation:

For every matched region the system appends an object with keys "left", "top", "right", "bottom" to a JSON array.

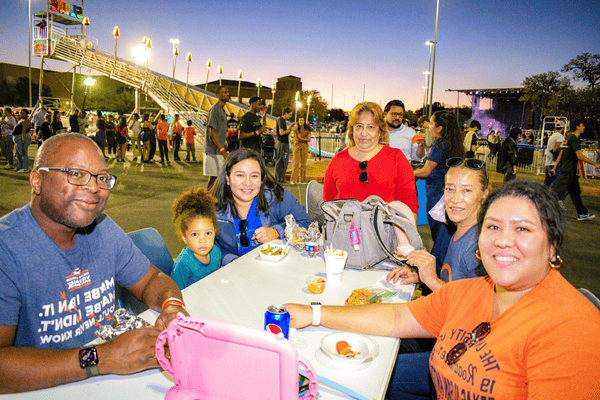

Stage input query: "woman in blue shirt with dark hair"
[
  {"left": 210, "top": 148, "right": 310, "bottom": 265},
  {"left": 413, "top": 110, "right": 463, "bottom": 241}
]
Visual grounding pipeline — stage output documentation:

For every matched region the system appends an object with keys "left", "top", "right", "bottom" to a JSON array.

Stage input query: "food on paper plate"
[
  {"left": 345, "top": 288, "right": 381, "bottom": 306},
  {"left": 336, "top": 340, "right": 360, "bottom": 357},
  {"left": 261, "top": 244, "right": 283, "bottom": 256}
]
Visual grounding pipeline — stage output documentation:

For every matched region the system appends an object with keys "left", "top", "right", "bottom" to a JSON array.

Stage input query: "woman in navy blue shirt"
[{"left": 413, "top": 111, "right": 463, "bottom": 241}]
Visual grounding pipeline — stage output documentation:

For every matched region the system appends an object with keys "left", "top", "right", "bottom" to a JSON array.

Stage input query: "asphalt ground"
[{"left": 2, "top": 145, "right": 599, "bottom": 296}]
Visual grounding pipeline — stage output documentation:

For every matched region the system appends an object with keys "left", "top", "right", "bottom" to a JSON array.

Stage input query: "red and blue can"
[{"left": 264, "top": 305, "right": 290, "bottom": 339}]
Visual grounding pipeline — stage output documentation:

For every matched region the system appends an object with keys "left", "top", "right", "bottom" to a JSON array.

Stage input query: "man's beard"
[{"left": 387, "top": 120, "right": 401, "bottom": 129}]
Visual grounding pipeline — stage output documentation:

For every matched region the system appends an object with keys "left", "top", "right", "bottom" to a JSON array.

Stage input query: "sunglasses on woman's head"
[
  {"left": 238, "top": 219, "right": 250, "bottom": 247},
  {"left": 359, "top": 160, "right": 368, "bottom": 183},
  {"left": 445, "top": 157, "right": 488, "bottom": 181}
]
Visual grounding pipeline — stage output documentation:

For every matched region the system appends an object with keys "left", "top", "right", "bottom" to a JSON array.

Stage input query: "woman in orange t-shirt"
[{"left": 285, "top": 180, "right": 600, "bottom": 400}]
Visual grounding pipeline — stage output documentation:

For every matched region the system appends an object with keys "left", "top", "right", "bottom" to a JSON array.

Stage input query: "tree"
[
  {"left": 84, "top": 87, "right": 157, "bottom": 115},
  {"left": 328, "top": 108, "right": 346, "bottom": 121},
  {"left": 298, "top": 90, "right": 329, "bottom": 122},
  {"left": 520, "top": 71, "right": 572, "bottom": 115},
  {"left": 547, "top": 87, "right": 600, "bottom": 139},
  {"left": 562, "top": 52, "right": 600, "bottom": 90},
  {"left": 0, "top": 77, "right": 51, "bottom": 107}
]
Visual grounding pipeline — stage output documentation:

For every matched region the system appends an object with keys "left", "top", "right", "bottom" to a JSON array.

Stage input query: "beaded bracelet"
[{"left": 161, "top": 297, "right": 186, "bottom": 310}]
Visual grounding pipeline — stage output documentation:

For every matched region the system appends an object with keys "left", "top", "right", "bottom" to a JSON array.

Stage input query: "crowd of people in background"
[{"left": 1, "top": 90, "right": 599, "bottom": 398}]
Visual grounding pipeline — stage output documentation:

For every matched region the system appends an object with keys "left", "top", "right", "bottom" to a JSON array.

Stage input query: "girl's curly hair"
[{"left": 172, "top": 188, "right": 219, "bottom": 238}]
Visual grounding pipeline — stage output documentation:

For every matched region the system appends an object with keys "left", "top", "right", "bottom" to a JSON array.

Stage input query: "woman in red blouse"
[{"left": 323, "top": 102, "right": 418, "bottom": 217}]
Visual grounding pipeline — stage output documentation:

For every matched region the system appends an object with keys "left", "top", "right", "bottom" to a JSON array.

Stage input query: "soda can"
[
  {"left": 264, "top": 305, "right": 290, "bottom": 339},
  {"left": 303, "top": 241, "right": 319, "bottom": 258}
]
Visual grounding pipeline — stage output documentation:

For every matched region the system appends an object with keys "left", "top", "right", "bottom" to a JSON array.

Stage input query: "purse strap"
[{"left": 372, "top": 202, "right": 423, "bottom": 265}]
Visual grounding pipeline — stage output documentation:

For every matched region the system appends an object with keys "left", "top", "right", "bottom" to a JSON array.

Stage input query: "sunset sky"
[{"left": 1, "top": 0, "right": 599, "bottom": 112}]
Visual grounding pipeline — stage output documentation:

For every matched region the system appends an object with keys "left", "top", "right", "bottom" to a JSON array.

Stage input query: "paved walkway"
[{"left": 2, "top": 146, "right": 599, "bottom": 295}]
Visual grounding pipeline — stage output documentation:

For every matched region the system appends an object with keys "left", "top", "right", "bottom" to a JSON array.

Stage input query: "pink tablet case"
[{"left": 155, "top": 313, "right": 318, "bottom": 400}]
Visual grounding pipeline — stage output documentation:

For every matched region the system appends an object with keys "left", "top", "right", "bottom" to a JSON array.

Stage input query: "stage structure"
[{"left": 446, "top": 88, "right": 542, "bottom": 132}]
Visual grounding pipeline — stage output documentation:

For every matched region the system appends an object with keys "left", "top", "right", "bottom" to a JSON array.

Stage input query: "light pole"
[
  {"left": 306, "top": 94, "right": 312, "bottom": 122},
  {"left": 237, "top": 70, "right": 243, "bottom": 102},
  {"left": 132, "top": 45, "right": 147, "bottom": 112},
  {"left": 428, "top": 0, "right": 440, "bottom": 118},
  {"left": 256, "top": 78, "right": 261, "bottom": 96},
  {"left": 205, "top": 59, "right": 211, "bottom": 90},
  {"left": 294, "top": 91, "right": 300, "bottom": 123},
  {"left": 425, "top": 41, "right": 434, "bottom": 115},
  {"left": 113, "top": 26, "right": 120, "bottom": 60},
  {"left": 82, "top": 75, "right": 96, "bottom": 110},
  {"left": 185, "top": 52, "right": 192, "bottom": 90},
  {"left": 169, "top": 38, "right": 180, "bottom": 80},
  {"left": 142, "top": 36, "right": 151, "bottom": 100},
  {"left": 218, "top": 64, "right": 223, "bottom": 86},
  {"left": 422, "top": 71, "right": 430, "bottom": 110},
  {"left": 271, "top": 83, "right": 276, "bottom": 114}
]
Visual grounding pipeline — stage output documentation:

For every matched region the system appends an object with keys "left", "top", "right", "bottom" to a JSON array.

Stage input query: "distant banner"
[
  {"left": 48, "top": 0, "right": 83, "bottom": 20},
  {"left": 33, "top": 39, "right": 49, "bottom": 56}
]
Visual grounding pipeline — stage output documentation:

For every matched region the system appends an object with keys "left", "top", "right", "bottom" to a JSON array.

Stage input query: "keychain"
[{"left": 349, "top": 218, "right": 360, "bottom": 251}]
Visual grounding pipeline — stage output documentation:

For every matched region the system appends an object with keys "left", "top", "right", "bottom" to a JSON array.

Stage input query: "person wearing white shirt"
[
  {"left": 384, "top": 100, "right": 425, "bottom": 162},
  {"left": 1, "top": 107, "right": 16, "bottom": 168},
  {"left": 544, "top": 124, "right": 565, "bottom": 187}
]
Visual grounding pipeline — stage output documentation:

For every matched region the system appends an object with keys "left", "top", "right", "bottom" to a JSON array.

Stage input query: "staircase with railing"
[{"left": 47, "top": 33, "right": 275, "bottom": 146}]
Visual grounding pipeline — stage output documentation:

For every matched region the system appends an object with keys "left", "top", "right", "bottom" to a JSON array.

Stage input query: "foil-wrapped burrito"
[
  {"left": 285, "top": 215, "right": 321, "bottom": 250},
  {"left": 95, "top": 308, "right": 148, "bottom": 341}
]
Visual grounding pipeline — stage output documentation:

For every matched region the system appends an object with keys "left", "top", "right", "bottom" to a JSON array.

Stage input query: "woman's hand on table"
[
  {"left": 252, "top": 226, "right": 279, "bottom": 243},
  {"left": 284, "top": 303, "right": 312, "bottom": 329},
  {"left": 406, "top": 249, "right": 444, "bottom": 290},
  {"left": 386, "top": 267, "right": 419, "bottom": 285}
]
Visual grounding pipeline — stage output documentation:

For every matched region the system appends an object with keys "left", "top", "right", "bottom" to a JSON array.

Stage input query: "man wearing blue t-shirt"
[{"left": 0, "top": 133, "right": 187, "bottom": 393}]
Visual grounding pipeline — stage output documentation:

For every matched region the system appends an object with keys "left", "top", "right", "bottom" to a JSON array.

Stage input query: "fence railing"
[
  {"left": 306, "top": 135, "right": 566, "bottom": 177},
  {"left": 308, "top": 131, "right": 344, "bottom": 159}
]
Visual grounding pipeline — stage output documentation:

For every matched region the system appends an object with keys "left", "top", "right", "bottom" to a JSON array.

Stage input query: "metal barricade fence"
[
  {"left": 307, "top": 130, "right": 345, "bottom": 160},
  {"left": 474, "top": 139, "right": 546, "bottom": 175}
]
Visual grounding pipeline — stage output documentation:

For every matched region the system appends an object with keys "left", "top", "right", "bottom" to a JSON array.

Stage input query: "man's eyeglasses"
[
  {"left": 238, "top": 219, "right": 250, "bottom": 248},
  {"left": 358, "top": 160, "right": 368, "bottom": 183},
  {"left": 388, "top": 112, "right": 403, "bottom": 118},
  {"left": 445, "top": 157, "right": 489, "bottom": 182},
  {"left": 353, "top": 124, "right": 379, "bottom": 135},
  {"left": 445, "top": 322, "right": 490, "bottom": 365},
  {"left": 37, "top": 168, "right": 117, "bottom": 190}
]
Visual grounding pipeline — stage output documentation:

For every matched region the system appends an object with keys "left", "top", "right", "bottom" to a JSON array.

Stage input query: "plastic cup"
[
  {"left": 306, "top": 276, "right": 326, "bottom": 294},
  {"left": 324, "top": 249, "right": 348, "bottom": 285}
]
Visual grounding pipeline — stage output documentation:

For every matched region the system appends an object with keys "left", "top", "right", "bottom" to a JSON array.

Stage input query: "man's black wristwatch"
[{"left": 79, "top": 346, "right": 99, "bottom": 377}]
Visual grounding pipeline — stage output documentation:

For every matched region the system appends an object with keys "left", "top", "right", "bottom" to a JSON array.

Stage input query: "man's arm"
[
  {"left": 278, "top": 119, "right": 293, "bottom": 137},
  {"left": 238, "top": 115, "right": 263, "bottom": 140},
  {"left": 551, "top": 149, "right": 563, "bottom": 175},
  {"left": 209, "top": 127, "right": 227, "bottom": 158},
  {"left": 0, "top": 323, "right": 163, "bottom": 393},
  {"left": 575, "top": 150, "right": 600, "bottom": 169},
  {"left": 125, "top": 264, "right": 188, "bottom": 330}
]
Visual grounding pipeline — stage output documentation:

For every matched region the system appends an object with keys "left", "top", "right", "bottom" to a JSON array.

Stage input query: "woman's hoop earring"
[
  {"left": 550, "top": 255, "right": 563, "bottom": 269},
  {"left": 475, "top": 250, "right": 482, "bottom": 260}
]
